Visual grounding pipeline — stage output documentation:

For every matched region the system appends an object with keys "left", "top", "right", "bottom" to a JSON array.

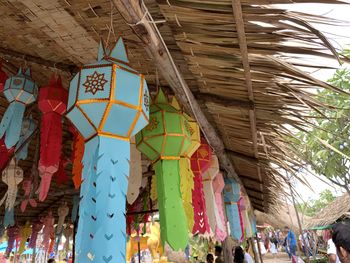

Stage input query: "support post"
[
  {"left": 256, "top": 233, "right": 264, "bottom": 263},
  {"left": 249, "top": 237, "right": 259, "bottom": 263},
  {"left": 288, "top": 181, "right": 310, "bottom": 263}
]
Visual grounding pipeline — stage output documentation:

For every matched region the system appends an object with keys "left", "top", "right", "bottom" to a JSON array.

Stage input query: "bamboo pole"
[
  {"left": 249, "top": 237, "right": 260, "bottom": 263},
  {"left": 256, "top": 233, "right": 264, "bottom": 263},
  {"left": 288, "top": 181, "right": 310, "bottom": 263}
]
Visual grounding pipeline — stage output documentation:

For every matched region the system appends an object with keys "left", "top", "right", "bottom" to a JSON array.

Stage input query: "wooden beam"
[
  {"left": 0, "top": 46, "right": 78, "bottom": 73},
  {"left": 195, "top": 92, "right": 254, "bottom": 110},
  {"left": 231, "top": 0, "right": 259, "bottom": 159},
  {"left": 113, "top": 0, "right": 247, "bottom": 194}
]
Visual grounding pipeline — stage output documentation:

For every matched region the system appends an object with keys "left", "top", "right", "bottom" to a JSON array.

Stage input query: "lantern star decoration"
[
  {"left": 190, "top": 137, "right": 212, "bottom": 235},
  {"left": 174, "top": 98, "right": 201, "bottom": 233},
  {"left": 0, "top": 159, "right": 23, "bottom": 227},
  {"left": 0, "top": 68, "right": 38, "bottom": 149},
  {"left": 126, "top": 137, "right": 143, "bottom": 204},
  {"left": 212, "top": 172, "right": 227, "bottom": 241},
  {"left": 38, "top": 75, "right": 68, "bottom": 201},
  {"left": 224, "top": 178, "right": 244, "bottom": 241},
  {"left": 136, "top": 89, "right": 191, "bottom": 251},
  {"left": 66, "top": 38, "right": 149, "bottom": 263}
]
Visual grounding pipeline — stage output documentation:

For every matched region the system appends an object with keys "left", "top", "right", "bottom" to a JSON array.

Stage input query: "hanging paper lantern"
[
  {"left": 57, "top": 202, "right": 69, "bottom": 233},
  {"left": 127, "top": 137, "right": 143, "bottom": 204},
  {"left": 0, "top": 68, "right": 38, "bottom": 149},
  {"left": 29, "top": 219, "right": 43, "bottom": 249},
  {"left": 70, "top": 126, "right": 84, "bottom": 189},
  {"left": 1, "top": 159, "right": 23, "bottom": 227},
  {"left": 240, "top": 195, "right": 253, "bottom": 238},
  {"left": 224, "top": 178, "right": 244, "bottom": 241},
  {"left": 71, "top": 195, "right": 79, "bottom": 223},
  {"left": 202, "top": 154, "right": 220, "bottom": 234},
  {"left": 20, "top": 178, "right": 37, "bottom": 212},
  {"left": 136, "top": 89, "right": 191, "bottom": 251},
  {"left": 63, "top": 225, "right": 73, "bottom": 253},
  {"left": 212, "top": 172, "right": 227, "bottom": 241},
  {"left": 42, "top": 211, "right": 55, "bottom": 252},
  {"left": 0, "top": 63, "right": 8, "bottom": 92},
  {"left": 18, "top": 221, "right": 31, "bottom": 254},
  {"left": 190, "top": 137, "right": 212, "bottom": 235},
  {"left": 6, "top": 225, "right": 19, "bottom": 256},
  {"left": 66, "top": 38, "right": 149, "bottom": 263},
  {"left": 38, "top": 75, "right": 67, "bottom": 201},
  {"left": 172, "top": 97, "right": 201, "bottom": 232}
]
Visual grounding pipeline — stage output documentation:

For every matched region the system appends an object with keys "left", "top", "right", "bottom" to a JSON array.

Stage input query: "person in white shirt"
[
  {"left": 328, "top": 237, "right": 340, "bottom": 263},
  {"left": 233, "top": 246, "right": 254, "bottom": 263}
]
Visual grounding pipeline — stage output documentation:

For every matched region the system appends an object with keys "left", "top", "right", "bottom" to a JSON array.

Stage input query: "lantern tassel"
[
  {"left": 154, "top": 159, "right": 188, "bottom": 251},
  {"left": 76, "top": 137, "right": 130, "bottom": 263},
  {"left": 179, "top": 158, "right": 195, "bottom": 232},
  {"left": 38, "top": 112, "right": 63, "bottom": 201},
  {"left": 192, "top": 171, "right": 210, "bottom": 235},
  {"left": 75, "top": 137, "right": 99, "bottom": 262},
  {"left": 4, "top": 208, "right": 14, "bottom": 227},
  {"left": 0, "top": 102, "right": 26, "bottom": 149}
]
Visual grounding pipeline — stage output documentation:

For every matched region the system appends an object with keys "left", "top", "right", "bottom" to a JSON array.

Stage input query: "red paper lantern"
[
  {"left": 190, "top": 137, "right": 212, "bottom": 234},
  {"left": 38, "top": 74, "right": 68, "bottom": 201}
]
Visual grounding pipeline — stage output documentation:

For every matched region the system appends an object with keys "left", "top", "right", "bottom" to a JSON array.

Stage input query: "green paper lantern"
[{"left": 136, "top": 89, "right": 191, "bottom": 251}]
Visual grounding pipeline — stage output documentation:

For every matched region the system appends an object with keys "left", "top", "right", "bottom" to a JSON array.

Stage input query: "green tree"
[
  {"left": 298, "top": 189, "right": 336, "bottom": 216},
  {"left": 296, "top": 65, "right": 350, "bottom": 195}
]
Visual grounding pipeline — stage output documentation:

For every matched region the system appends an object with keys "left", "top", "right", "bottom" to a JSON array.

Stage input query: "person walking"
[
  {"left": 233, "top": 246, "right": 254, "bottom": 263},
  {"left": 284, "top": 226, "right": 297, "bottom": 259},
  {"left": 332, "top": 223, "right": 350, "bottom": 263},
  {"left": 215, "top": 246, "right": 224, "bottom": 263}
]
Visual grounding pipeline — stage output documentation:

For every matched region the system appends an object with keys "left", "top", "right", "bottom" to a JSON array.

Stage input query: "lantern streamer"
[
  {"left": 15, "top": 116, "right": 36, "bottom": 161},
  {"left": 18, "top": 221, "right": 31, "bottom": 254}
]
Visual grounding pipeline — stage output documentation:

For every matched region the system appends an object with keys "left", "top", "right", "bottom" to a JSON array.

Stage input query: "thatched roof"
[
  {"left": 305, "top": 194, "right": 350, "bottom": 229},
  {"left": 0, "top": 0, "right": 348, "bottom": 222},
  {"left": 255, "top": 203, "right": 310, "bottom": 232}
]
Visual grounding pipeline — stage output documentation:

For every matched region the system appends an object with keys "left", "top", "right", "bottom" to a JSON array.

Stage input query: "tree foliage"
[
  {"left": 296, "top": 63, "right": 350, "bottom": 195},
  {"left": 297, "top": 189, "right": 336, "bottom": 216}
]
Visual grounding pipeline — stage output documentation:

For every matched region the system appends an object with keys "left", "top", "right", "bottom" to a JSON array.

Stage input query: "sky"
[{"left": 275, "top": 3, "right": 350, "bottom": 201}]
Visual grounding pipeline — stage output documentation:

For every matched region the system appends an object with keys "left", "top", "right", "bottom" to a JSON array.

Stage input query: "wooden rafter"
[{"left": 231, "top": 0, "right": 259, "bottom": 159}]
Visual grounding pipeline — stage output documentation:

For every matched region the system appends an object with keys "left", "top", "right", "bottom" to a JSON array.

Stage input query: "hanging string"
[{"left": 106, "top": 0, "right": 114, "bottom": 48}]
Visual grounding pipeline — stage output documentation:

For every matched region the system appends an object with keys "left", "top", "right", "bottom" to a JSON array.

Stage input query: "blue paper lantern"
[
  {"left": 0, "top": 68, "right": 38, "bottom": 148},
  {"left": 224, "top": 178, "right": 243, "bottom": 240},
  {"left": 66, "top": 38, "right": 149, "bottom": 263}
]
